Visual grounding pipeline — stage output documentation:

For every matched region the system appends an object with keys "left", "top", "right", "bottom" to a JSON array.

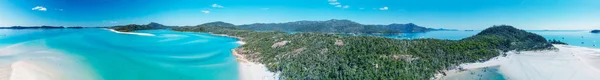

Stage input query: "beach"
[
  {"left": 438, "top": 44, "right": 600, "bottom": 80},
  {"left": 218, "top": 32, "right": 279, "bottom": 80},
  {"left": 233, "top": 48, "right": 279, "bottom": 80}
]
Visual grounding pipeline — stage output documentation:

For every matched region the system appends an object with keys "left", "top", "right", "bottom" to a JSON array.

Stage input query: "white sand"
[
  {"left": 107, "top": 29, "right": 156, "bottom": 36},
  {"left": 236, "top": 41, "right": 247, "bottom": 45},
  {"left": 230, "top": 40, "right": 278, "bottom": 80},
  {"left": 233, "top": 48, "right": 279, "bottom": 80},
  {"left": 439, "top": 45, "right": 600, "bottom": 80},
  {"left": 0, "top": 63, "right": 11, "bottom": 80},
  {"left": 9, "top": 61, "right": 64, "bottom": 80},
  {"left": 238, "top": 62, "right": 279, "bottom": 80},
  {"left": 0, "top": 40, "right": 99, "bottom": 80}
]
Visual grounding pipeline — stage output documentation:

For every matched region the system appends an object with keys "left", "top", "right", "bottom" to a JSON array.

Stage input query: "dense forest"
[
  {"left": 548, "top": 39, "right": 568, "bottom": 45},
  {"left": 238, "top": 19, "right": 442, "bottom": 33},
  {"left": 167, "top": 22, "right": 554, "bottom": 79}
]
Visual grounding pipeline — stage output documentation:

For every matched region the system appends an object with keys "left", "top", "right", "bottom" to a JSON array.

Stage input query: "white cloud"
[
  {"left": 31, "top": 6, "right": 47, "bottom": 11},
  {"left": 379, "top": 6, "right": 388, "bottom": 10},
  {"left": 343, "top": 5, "right": 350, "bottom": 9},
  {"left": 328, "top": 0, "right": 340, "bottom": 5},
  {"left": 211, "top": 4, "right": 224, "bottom": 8},
  {"left": 335, "top": 5, "right": 342, "bottom": 8},
  {"left": 328, "top": 0, "right": 350, "bottom": 9},
  {"left": 201, "top": 10, "right": 210, "bottom": 14}
]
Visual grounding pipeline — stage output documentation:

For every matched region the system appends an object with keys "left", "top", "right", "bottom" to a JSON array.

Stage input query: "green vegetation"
[
  {"left": 548, "top": 39, "right": 568, "bottom": 45},
  {"left": 238, "top": 19, "right": 433, "bottom": 33},
  {"left": 111, "top": 22, "right": 171, "bottom": 32},
  {"left": 170, "top": 22, "right": 554, "bottom": 80}
]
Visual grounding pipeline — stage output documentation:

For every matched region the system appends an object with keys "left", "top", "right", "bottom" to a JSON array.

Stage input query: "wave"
[{"left": 106, "top": 29, "right": 156, "bottom": 36}]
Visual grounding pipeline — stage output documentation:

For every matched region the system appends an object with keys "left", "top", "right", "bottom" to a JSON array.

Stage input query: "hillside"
[
  {"left": 111, "top": 22, "right": 171, "bottom": 32},
  {"left": 171, "top": 22, "right": 553, "bottom": 79},
  {"left": 238, "top": 19, "right": 434, "bottom": 33},
  {"left": 462, "top": 25, "right": 554, "bottom": 51}
]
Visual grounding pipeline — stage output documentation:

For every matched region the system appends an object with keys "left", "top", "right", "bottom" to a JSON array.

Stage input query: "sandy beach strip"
[
  {"left": 436, "top": 44, "right": 600, "bottom": 80},
  {"left": 217, "top": 32, "right": 278, "bottom": 80},
  {"left": 106, "top": 29, "right": 156, "bottom": 36},
  {"left": 233, "top": 48, "right": 279, "bottom": 80}
]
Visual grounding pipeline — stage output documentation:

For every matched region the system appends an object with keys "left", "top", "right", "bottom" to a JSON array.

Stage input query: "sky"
[{"left": 0, "top": 0, "right": 599, "bottom": 30}]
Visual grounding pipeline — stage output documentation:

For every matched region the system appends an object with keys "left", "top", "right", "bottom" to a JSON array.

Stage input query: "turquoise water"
[
  {"left": 0, "top": 29, "right": 241, "bottom": 80},
  {"left": 440, "top": 66, "right": 506, "bottom": 80},
  {"left": 0, "top": 29, "right": 597, "bottom": 80},
  {"left": 375, "top": 30, "right": 600, "bottom": 49}
]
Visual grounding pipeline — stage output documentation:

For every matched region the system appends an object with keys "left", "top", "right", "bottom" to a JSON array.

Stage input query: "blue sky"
[{"left": 0, "top": 0, "right": 599, "bottom": 30}]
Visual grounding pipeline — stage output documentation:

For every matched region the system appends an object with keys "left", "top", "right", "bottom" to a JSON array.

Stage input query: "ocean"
[
  {"left": 0, "top": 29, "right": 241, "bottom": 80},
  {"left": 0, "top": 29, "right": 597, "bottom": 80},
  {"left": 374, "top": 30, "right": 600, "bottom": 49}
]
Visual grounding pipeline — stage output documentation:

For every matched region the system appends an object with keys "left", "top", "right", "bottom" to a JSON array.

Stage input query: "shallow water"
[
  {"left": 373, "top": 30, "right": 600, "bottom": 49},
  {"left": 0, "top": 29, "right": 241, "bottom": 80},
  {"left": 440, "top": 66, "right": 506, "bottom": 80}
]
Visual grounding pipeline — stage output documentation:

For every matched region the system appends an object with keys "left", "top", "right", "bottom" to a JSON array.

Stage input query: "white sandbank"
[
  {"left": 0, "top": 40, "right": 98, "bottom": 80},
  {"left": 106, "top": 29, "right": 156, "bottom": 36},
  {"left": 437, "top": 45, "right": 600, "bottom": 80}
]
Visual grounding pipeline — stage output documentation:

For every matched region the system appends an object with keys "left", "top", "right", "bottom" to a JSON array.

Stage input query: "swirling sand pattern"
[{"left": 0, "top": 29, "right": 241, "bottom": 80}]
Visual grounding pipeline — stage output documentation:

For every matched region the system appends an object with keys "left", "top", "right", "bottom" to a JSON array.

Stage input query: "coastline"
[
  {"left": 106, "top": 29, "right": 156, "bottom": 36},
  {"left": 209, "top": 33, "right": 279, "bottom": 80},
  {"left": 435, "top": 44, "right": 600, "bottom": 80}
]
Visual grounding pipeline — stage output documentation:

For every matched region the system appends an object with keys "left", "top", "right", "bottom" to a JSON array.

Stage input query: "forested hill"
[
  {"left": 171, "top": 21, "right": 554, "bottom": 79},
  {"left": 111, "top": 22, "right": 172, "bottom": 32},
  {"left": 238, "top": 19, "right": 435, "bottom": 33},
  {"left": 462, "top": 25, "right": 554, "bottom": 51},
  {"left": 592, "top": 30, "right": 600, "bottom": 33}
]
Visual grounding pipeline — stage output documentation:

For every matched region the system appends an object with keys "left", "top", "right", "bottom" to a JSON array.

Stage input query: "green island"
[
  {"left": 113, "top": 21, "right": 553, "bottom": 79},
  {"left": 592, "top": 30, "right": 600, "bottom": 33}
]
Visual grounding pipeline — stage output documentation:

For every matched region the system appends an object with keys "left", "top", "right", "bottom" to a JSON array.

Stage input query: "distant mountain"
[
  {"left": 238, "top": 19, "right": 436, "bottom": 33},
  {"left": 0, "top": 26, "right": 65, "bottom": 29},
  {"left": 111, "top": 22, "right": 172, "bottom": 32},
  {"left": 592, "top": 30, "right": 600, "bottom": 33},
  {"left": 172, "top": 21, "right": 239, "bottom": 32},
  {"left": 428, "top": 28, "right": 459, "bottom": 31}
]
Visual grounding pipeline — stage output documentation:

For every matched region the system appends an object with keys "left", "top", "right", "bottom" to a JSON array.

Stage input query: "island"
[
  {"left": 110, "top": 22, "right": 172, "bottom": 32},
  {"left": 167, "top": 21, "right": 552, "bottom": 79},
  {"left": 0, "top": 26, "right": 65, "bottom": 29},
  {"left": 237, "top": 19, "right": 445, "bottom": 34},
  {"left": 592, "top": 30, "right": 600, "bottom": 33},
  {"left": 0, "top": 26, "right": 107, "bottom": 29}
]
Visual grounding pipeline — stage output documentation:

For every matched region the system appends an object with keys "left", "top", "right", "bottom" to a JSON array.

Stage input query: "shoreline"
[
  {"left": 106, "top": 29, "right": 156, "bottom": 36},
  {"left": 435, "top": 44, "right": 600, "bottom": 80},
  {"left": 208, "top": 33, "right": 279, "bottom": 80}
]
